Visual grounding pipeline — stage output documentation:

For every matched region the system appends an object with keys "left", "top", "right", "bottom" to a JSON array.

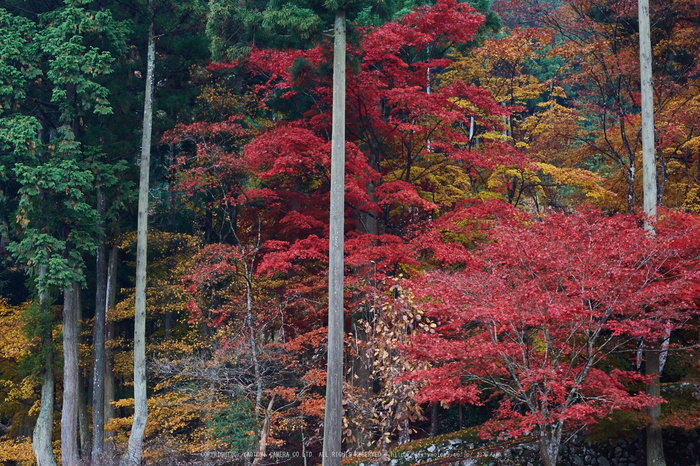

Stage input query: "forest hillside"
[{"left": 1, "top": 1, "right": 700, "bottom": 465}]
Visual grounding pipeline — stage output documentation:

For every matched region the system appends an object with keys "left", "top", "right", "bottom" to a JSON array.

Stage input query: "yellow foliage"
[
  {"left": 479, "top": 131, "right": 510, "bottom": 142},
  {"left": 112, "top": 347, "right": 134, "bottom": 380},
  {"left": 28, "top": 399, "right": 42, "bottom": 418},
  {"left": 682, "top": 187, "right": 700, "bottom": 212},
  {"left": 196, "top": 84, "right": 264, "bottom": 124},
  {"left": 146, "top": 392, "right": 209, "bottom": 437},
  {"left": 0, "top": 300, "right": 28, "bottom": 361},
  {"left": 0, "top": 301, "right": 42, "bottom": 442},
  {"left": 475, "top": 190, "right": 506, "bottom": 202},
  {"left": 107, "top": 377, "right": 225, "bottom": 461},
  {"left": 104, "top": 413, "right": 134, "bottom": 444},
  {"left": 487, "top": 166, "right": 535, "bottom": 191},
  {"left": 114, "top": 231, "right": 200, "bottom": 326},
  {"left": 3, "top": 377, "right": 37, "bottom": 405},
  {"left": 536, "top": 163, "right": 614, "bottom": 201},
  {"left": 111, "top": 295, "right": 134, "bottom": 322},
  {"left": 0, "top": 437, "right": 35, "bottom": 465},
  {"left": 439, "top": 28, "right": 615, "bottom": 210},
  {"left": 443, "top": 28, "right": 557, "bottom": 106}
]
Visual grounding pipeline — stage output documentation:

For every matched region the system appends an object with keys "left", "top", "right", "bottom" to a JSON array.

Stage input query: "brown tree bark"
[
  {"left": 92, "top": 190, "right": 107, "bottom": 461},
  {"left": 322, "top": 8, "right": 346, "bottom": 466},
  {"left": 61, "top": 281, "right": 80, "bottom": 466},
  {"left": 646, "top": 348, "right": 666, "bottom": 466}
]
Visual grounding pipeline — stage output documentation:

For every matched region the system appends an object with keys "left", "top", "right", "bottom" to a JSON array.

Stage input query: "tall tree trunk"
[
  {"left": 104, "top": 246, "right": 118, "bottom": 456},
  {"left": 62, "top": 281, "right": 80, "bottom": 466},
  {"left": 121, "top": 10, "right": 155, "bottom": 466},
  {"left": 639, "top": 1, "right": 665, "bottom": 465},
  {"left": 639, "top": 0, "right": 657, "bottom": 227},
  {"left": 59, "top": 30, "right": 87, "bottom": 466},
  {"left": 32, "top": 266, "right": 58, "bottom": 466},
  {"left": 322, "top": 9, "right": 346, "bottom": 466},
  {"left": 92, "top": 190, "right": 107, "bottom": 461}
]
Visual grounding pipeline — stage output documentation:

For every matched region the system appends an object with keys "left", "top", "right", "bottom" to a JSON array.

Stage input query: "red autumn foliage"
[
  {"left": 405, "top": 208, "right": 700, "bottom": 464},
  {"left": 164, "top": 0, "right": 541, "bottom": 453},
  {"left": 165, "top": 0, "right": 525, "bottom": 287}
]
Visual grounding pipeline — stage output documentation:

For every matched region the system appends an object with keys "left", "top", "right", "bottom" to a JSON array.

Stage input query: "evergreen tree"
[{"left": 1, "top": 2, "right": 128, "bottom": 463}]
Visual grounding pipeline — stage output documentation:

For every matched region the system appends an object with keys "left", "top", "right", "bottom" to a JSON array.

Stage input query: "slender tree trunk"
[
  {"left": 61, "top": 84, "right": 83, "bottom": 466},
  {"left": 32, "top": 266, "right": 58, "bottom": 466},
  {"left": 104, "top": 246, "right": 118, "bottom": 456},
  {"left": 121, "top": 11, "right": 155, "bottom": 466},
  {"left": 104, "top": 326, "right": 117, "bottom": 454},
  {"left": 302, "top": 431, "right": 308, "bottom": 466},
  {"left": 252, "top": 395, "right": 276, "bottom": 466},
  {"left": 322, "top": 9, "right": 346, "bottom": 466},
  {"left": 429, "top": 403, "right": 438, "bottom": 437},
  {"left": 92, "top": 190, "right": 107, "bottom": 461},
  {"left": 639, "top": 0, "right": 657, "bottom": 227},
  {"left": 639, "top": 1, "right": 665, "bottom": 464},
  {"left": 62, "top": 281, "right": 80, "bottom": 466}
]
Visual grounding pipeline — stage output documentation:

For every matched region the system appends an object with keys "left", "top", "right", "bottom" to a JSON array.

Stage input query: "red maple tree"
[{"left": 405, "top": 208, "right": 700, "bottom": 466}]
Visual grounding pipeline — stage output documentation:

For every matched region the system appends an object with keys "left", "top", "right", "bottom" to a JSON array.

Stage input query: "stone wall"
[
  {"left": 356, "top": 431, "right": 700, "bottom": 466},
  {"left": 502, "top": 433, "right": 700, "bottom": 466}
]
